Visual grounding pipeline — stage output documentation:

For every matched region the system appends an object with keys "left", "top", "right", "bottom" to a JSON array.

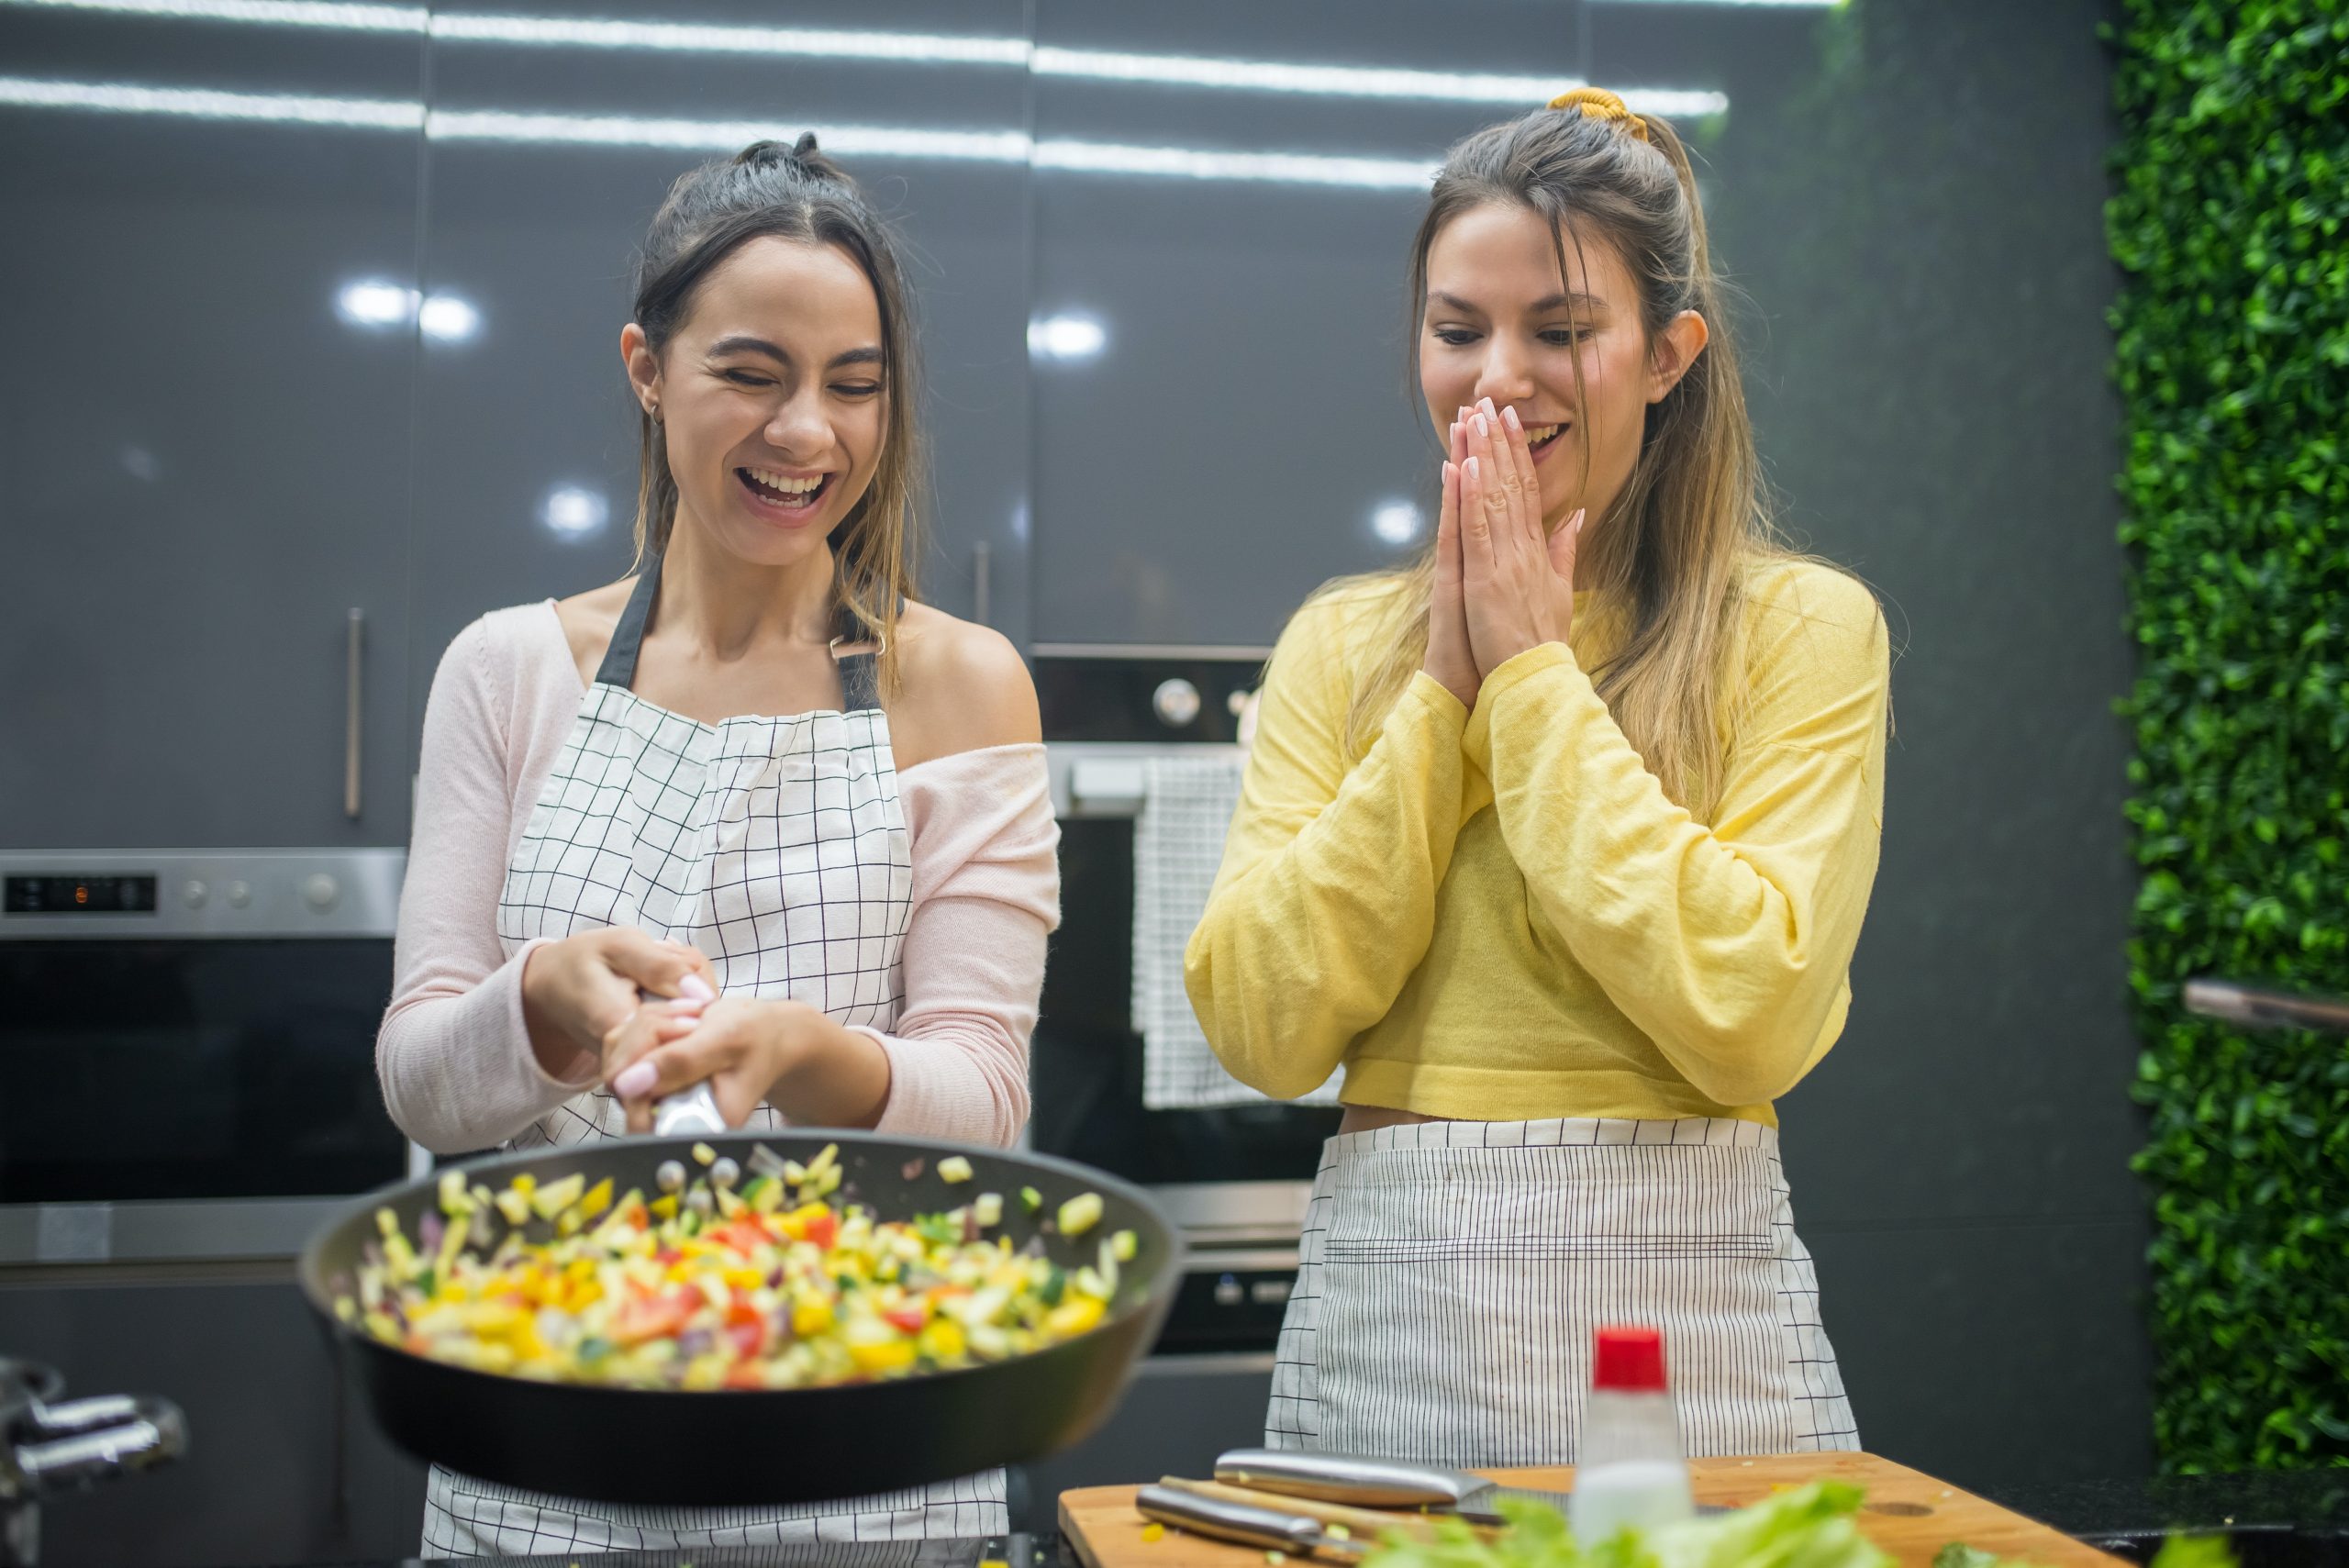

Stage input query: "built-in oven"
[
  {"left": 1029, "top": 649, "right": 1341, "bottom": 1355},
  {"left": 0, "top": 851, "right": 410, "bottom": 1265}
]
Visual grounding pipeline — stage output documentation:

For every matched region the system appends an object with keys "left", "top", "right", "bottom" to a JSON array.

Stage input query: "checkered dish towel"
[{"left": 1135, "top": 754, "right": 1342, "bottom": 1109}]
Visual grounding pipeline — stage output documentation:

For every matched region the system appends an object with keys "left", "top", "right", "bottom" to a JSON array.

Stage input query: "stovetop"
[{"left": 215, "top": 1533, "right": 1057, "bottom": 1568}]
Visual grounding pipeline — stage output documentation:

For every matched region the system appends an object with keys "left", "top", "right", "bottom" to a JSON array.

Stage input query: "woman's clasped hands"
[{"left": 1423, "top": 395, "right": 1584, "bottom": 710}]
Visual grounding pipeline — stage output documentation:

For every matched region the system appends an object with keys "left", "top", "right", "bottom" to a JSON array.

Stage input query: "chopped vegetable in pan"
[{"left": 334, "top": 1145, "right": 1124, "bottom": 1390}]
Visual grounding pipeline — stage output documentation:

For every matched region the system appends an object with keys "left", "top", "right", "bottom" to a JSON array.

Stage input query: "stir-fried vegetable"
[{"left": 334, "top": 1144, "right": 1140, "bottom": 1391}]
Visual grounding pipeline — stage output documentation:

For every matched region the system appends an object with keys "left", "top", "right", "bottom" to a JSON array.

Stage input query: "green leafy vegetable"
[
  {"left": 1930, "top": 1546, "right": 2001, "bottom": 1568},
  {"left": 1360, "top": 1484, "right": 1894, "bottom": 1568}
]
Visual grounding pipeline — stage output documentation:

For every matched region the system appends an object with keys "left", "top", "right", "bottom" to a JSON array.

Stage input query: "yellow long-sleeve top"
[{"left": 1184, "top": 560, "right": 1890, "bottom": 1126}]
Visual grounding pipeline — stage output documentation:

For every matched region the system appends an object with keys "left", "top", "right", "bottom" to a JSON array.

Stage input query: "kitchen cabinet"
[
  {"left": 403, "top": 0, "right": 1036, "bottom": 734},
  {"left": 1018, "top": 1353, "right": 1276, "bottom": 1538},
  {"left": 0, "top": 6, "right": 424, "bottom": 850},
  {"left": 0, "top": 1272, "right": 426, "bottom": 1568},
  {"left": 1025, "top": 0, "right": 1582, "bottom": 649}
]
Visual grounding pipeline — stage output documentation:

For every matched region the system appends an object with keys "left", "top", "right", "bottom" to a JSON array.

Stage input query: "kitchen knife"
[
  {"left": 1137, "top": 1484, "right": 1369, "bottom": 1562},
  {"left": 1215, "top": 1449, "right": 1574, "bottom": 1527}
]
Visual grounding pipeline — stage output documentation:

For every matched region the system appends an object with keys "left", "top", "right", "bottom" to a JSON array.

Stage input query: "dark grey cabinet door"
[
  {"left": 405, "top": 0, "right": 1034, "bottom": 735},
  {"left": 1028, "top": 0, "right": 1584, "bottom": 649},
  {"left": 0, "top": 1273, "right": 426, "bottom": 1568},
  {"left": 0, "top": 9, "right": 425, "bottom": 849}
]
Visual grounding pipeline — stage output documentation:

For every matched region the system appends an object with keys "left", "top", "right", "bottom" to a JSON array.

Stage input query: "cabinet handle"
[
  {"left": 972, "top": 540, "right": 992, "bottom": 627},
  {"left": 344, "top": 608, "right": 363, "bottom": 818}
]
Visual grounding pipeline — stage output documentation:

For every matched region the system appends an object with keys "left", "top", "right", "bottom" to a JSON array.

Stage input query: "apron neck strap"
[
  {"left": 594, "top": 556, "right": 662, "bottom": 689},
  {"left": 596, "top": 555, "right": 890, "bottom": 714}
]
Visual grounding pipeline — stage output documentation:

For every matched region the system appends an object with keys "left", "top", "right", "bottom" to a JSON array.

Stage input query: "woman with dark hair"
[
  {"left": 376, "top": 136, "right": 1055, "bottom": 1551},
  {"left": 1187, "top": 90, "right": 1890, "bottom": 1463}
]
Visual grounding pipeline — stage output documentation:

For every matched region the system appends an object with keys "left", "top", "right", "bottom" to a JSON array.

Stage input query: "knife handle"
[
  {"left": 1136, "top": 1485, "right": 1364, "bottom": 1562},
  {"left": 1158, "top": 1479, "right": 1464, "bottom": 1542},
  {"left": 1216, "top": 1449, "right": 1482, "bottom": 1509}
]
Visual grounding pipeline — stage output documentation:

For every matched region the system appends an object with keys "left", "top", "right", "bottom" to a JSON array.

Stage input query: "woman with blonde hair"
[
  {"left": 1186, "top": 90, "right": 1888, "bottom": 1462},
  {"left": 377, "top": 135, "right": 1055, "bottom": 1551}
]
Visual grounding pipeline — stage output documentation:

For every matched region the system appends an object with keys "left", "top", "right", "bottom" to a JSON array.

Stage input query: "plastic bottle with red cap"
[{"left": 1568, "top": 1324, "right": 1696, "bottom": 1545}]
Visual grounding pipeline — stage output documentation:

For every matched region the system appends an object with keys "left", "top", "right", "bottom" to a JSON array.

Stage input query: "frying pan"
[{"left": 298, "top": 1131, "right": 1181, "bottom": 1506}]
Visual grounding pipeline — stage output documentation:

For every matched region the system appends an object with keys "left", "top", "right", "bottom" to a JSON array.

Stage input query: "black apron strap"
[
  {"left": 594, "top": 556, "right": 663, "bottom": 690},
  {"left": 831, "top": 598, "right": 886, "bottom": 714},
  {"left": 602, "top": 557, "right": 892, "bottom": 712}
]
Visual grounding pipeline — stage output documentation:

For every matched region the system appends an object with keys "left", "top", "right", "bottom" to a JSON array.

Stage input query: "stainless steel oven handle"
[{"left": 344, "top": 608, "right": 364, "bottom": 819}]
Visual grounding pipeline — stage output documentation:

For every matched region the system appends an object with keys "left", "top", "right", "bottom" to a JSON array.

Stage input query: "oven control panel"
[{"left": 0, "top": 850, "right": 404, "bottom": 939}]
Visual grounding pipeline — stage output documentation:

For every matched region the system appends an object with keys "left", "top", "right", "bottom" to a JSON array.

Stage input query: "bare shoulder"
[
  {"left": 889, "top": 602, "right": 1041, "bottom": 769},
  {"left": 551, "top": 578, "right": 636, "bottom": 689}
]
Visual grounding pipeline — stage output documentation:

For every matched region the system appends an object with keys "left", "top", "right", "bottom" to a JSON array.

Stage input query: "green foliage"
[{"left": 2107, "top": 0, "right": 2349, "bottom": 1471}]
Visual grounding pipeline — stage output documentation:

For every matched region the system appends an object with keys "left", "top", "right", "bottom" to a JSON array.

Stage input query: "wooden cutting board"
[{"left": 1060, "top": 1452, "right": 2125, "bottom": 1568}]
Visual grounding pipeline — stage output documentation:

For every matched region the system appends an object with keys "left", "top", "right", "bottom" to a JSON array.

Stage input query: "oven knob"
[
  {"left": 225, "top": 881, "right": 252, "bottom": 908},
  {"left": 1152, "top": 677, "right": 1201, "bottom": 728},
  {"left": 181, "top": 880, "right": 207, "bottom": 909},
  {"left": 302, "top": 873, "right": 340, "bottom": 912}
]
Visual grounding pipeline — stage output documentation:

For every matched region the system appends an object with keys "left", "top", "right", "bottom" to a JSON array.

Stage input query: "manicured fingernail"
[
  {"left": 1502, "top": 406, "right": 1521, "bottom": 433},
  {"left": 679, "top": 974, "right": 715, "bottom": 1001},
  {"left": 1464, "top": 456, "right": 1481, "bottom": 480},
  {"left": 1479, "top": 396, "right": 1497, "bottom": 417},
  {"left": 612, "top": 1062, "right": 657, "bottom": 1098},
  {"left": 1473, "top": 413, "right": 1489, "bottom": 437}
]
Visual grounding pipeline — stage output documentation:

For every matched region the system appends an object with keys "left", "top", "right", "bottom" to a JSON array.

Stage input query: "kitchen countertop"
[{"left": 192, "top": 1473, "right": 2349, "bottom": 1568}]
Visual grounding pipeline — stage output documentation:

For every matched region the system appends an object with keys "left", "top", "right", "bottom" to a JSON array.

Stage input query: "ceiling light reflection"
[
  {"left": 1028, "top": 314, "right": 1107, "bottom": 362},
  {"left": 1370, "top": 500, "right": 1424, "bottom": 548},
  {"left": 417, "top": 294, "right": 481, "bottom": 341},
  {"left": 540, "top": 484, "right": 608, "bottom": 540},
  {"left": 335, "top": 279, "right": 415, "bottom": 328},
  {"left": 0, "top": 1, "right": 1730, "bottom": 114}
]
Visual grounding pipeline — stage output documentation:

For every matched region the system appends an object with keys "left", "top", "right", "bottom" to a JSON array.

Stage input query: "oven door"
[
  {"left": 0, "top": 851, "right": 409, "bottom": 1263},
  {"left": 1032, "top": 686, "right": 1340, "bottom": 1352}
]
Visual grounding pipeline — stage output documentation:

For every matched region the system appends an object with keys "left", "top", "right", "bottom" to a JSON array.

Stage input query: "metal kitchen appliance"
[
  {"left": 0, "top": 1356, "right": 185, "bottom": 1567},
  {"left": 1030, "top": 649, "right": 1341, "bottom": 1356},
  {"left": 0, "top": 850, "right": 410, "bottom": 1265}
]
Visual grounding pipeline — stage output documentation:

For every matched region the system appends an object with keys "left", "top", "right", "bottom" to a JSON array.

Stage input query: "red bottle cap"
[{"left": 1592, "top": 1325, "right": 1668, "bottom": 1392}]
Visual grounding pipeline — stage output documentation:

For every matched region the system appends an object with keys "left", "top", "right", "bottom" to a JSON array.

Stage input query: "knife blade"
[
  {"left": 1214, "top": 1449, "right": 1574, "bottom": 1528},
  {"left": 1137, "top": 1483, "right": 1370, "bottom": 1562}
]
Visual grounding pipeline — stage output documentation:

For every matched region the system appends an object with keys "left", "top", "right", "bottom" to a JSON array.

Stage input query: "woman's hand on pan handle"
[
  {"left": 606, "top": 997, "right": 894, "bottom": 1134},
  {"left": 1458, "top": 396, "right": 1582, "bottom": 677},
  {"left": 518, "top": 928, "right": 718, "bottom": 1082},
  {"left": 1421, "top": 410, "right": 1482, "bottom": 710}
]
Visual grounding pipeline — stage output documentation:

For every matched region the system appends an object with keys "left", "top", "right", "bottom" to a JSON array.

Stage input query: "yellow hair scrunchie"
[{"left": 1549, "top": 86, "right": 1651, "bottom": 142}]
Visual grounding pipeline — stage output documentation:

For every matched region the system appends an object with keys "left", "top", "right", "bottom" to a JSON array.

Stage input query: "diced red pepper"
[
  {"left": 802, "top": 1212, "right": 838, "bottom": 1249},
  {"left": 708, "top": 1221, "right": 771, "bottom": 1257},
  {"left": 721, "top": 1362, "right": 766, "bottom": 1390},
  {"left": 614, "top": 1287, "right": 696, "bottom": 1347},
  {"left": 882, "top": 1303, "right": 928, "bottom": 1335}
]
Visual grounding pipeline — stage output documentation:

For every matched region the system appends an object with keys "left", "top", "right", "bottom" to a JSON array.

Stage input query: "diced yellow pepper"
[
  {"left": 792, "top": 1296, "right": 834, "bottom": 1338},
  {"left": 1046, "top": 1296, "right": 1106, "bottom": 1337},
  {"left": 848, "top": 1336, "right": 917, "bottom": 1374},
  {"left": 918, "top": 1318, "right": 966, "bottom": 1362},
  {"left": 579, "top": 1176, "right": 615, "bottom": 1219},
  {"left": 1140, "top": 1525, "right": 1165, "bottom": 1544},
  {"left": 650, "top": 1195, "right": 679, "bottom": 1220}
]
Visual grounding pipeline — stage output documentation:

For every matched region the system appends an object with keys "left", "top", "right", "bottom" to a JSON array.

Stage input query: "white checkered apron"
[
  {"left": 1266, "top": 1117, "right": 1859, "bottom": 1464},
  {"left": 420, "top": 562, "right": 1005, "bottom": 1557}
]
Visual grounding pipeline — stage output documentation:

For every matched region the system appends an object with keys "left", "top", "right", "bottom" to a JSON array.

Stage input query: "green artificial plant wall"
[{"left": 2107, "top": 0, "right": 2349, "bottom": 1470}]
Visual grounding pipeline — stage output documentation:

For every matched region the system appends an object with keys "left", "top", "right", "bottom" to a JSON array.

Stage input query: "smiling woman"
[
  {"left": 373, "top": 135, "right": 1058, "bottom": 1553},
  {"left": 1186, "top": 89, "right": 1891, "bottom": 1469}
]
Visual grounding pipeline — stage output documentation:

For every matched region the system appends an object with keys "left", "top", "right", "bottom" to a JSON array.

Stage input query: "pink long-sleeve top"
[{"left": 377, "top": 603, "right": 1061, "bottom": 1155}]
